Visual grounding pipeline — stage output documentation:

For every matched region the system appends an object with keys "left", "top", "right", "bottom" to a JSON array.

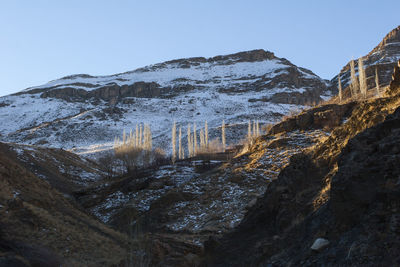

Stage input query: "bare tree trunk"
[
  {"left": 193, "top": 123, "right": 197, "bottom": 156},
  {"left": 247, "top": 120, "right": 252, "bottom": 141},
  {"left": 187, "top": 124, "right": 192, "bottom": 157},
  {"left": 222, "top": 120, "right": 226, "bottom": 152},
  {"left": 172, "top": 121, "right": 176, "bottom": 163},
  {"left": 350, "top": 59, "right": 359, "bottom": 98},
  {"left": 178, "top": 126, "right": 183, "bottom": 160},
  {"left": 338, "top": 74, "right": 343, "bottom": 103},
  {"left": 200, "top": 129, "right": 205, "bottom": 150},
  {"left": 375, "top": 66, "right": 380, "bottom": 96},
  {"left": 135, "top": 124, "right": 139, "bottom": 147},
  {"left": 358, "top": 57, "right": 367, "bottom": 98},
  {"left": 205, "top": 121, "right": 208, "bottom": 148}
]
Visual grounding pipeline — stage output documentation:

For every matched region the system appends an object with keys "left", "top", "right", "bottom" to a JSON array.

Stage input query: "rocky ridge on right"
[{"left": 203, "top": 61, "right": 400, "bottom": 266}]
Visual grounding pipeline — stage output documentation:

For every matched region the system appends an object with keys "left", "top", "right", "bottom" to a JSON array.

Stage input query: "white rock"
[{"left": 310, "top": 238, "right": 330, "bottom": 251}]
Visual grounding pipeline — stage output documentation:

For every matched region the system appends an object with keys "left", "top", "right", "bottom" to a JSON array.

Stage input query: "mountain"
[
  {"left": 2, "top": 26, "right": 400, "bottom": 266},
  {"left": 0, "top": 49, "right": 330, "bottom": 155},
  {"left": 331, "top": 25, "right": 400, "bottom": 92}
]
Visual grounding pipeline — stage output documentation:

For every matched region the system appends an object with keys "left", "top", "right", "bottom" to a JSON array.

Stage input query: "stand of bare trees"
[
  {"left": 113, "top": 123, "right": 165, "bottom": 174},
  {"left": 170, "top": 120, "right": 233, "bottom": 161},
  {"left": 341, "top": 57, "right": 383, "bottom": 102}
]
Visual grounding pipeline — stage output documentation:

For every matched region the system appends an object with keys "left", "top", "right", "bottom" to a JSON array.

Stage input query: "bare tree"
[
  {"left": 172, "top": 121, "right": 176, "bottom": 163},
  {"left": 178, "top": 126, "right": 184, "bottom": 160},
  {"left": 98, "top": 151, "right": 118, "bottom": 178},
  {"left": 135, "top": 124, "right": 139, "bottom": 147},
  {"left": 358, "top": 57, "right": 367, "bottom": 98},
  {"left": 144, "top": 124, "right": 152, "bottom": 151},
  {"left": 129, "top": 129, "right": 133, "bottom": 144},
  {"left": 338, "top": 74, "right": 343, "bottom": 103},
  {"left": 123, "top": 129, "right": 127, "bottom": 145},
  {"left": 193, "top": 123, "right": 197, "bottom": 156},
  {"left": 205, "top": 121, "right": 209, "bottom": 147},
  {"left": 187, "top": 124, "right": 192, "bottom": 157},
  {"left": 139, "top": 124, "right": 143, "bottom": 147},
  {"left": 200, "top": 129, "right": 205, "bottom": 150},
  {"left": 247, "top": 120, "right": 252, "bottom": 141},
  {"left": 350, "top": 59, "right": 359, "bottom": 98},
  {"left": 375, "top": 66, "right": 380, "bottom": 96},
  {"left": 221, "top": 120, "right": 226, "bottom": 152},
  {"left": 153, "top": 148, "right": 167, "bottom": 166}
]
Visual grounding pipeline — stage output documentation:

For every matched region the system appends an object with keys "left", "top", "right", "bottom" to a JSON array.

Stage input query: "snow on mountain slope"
[
  {"left": 0, "top": 49, "right": 330, "bottom": 156},
  {"left": 27, "top": 59, "right": 285, "bottom": 91}
]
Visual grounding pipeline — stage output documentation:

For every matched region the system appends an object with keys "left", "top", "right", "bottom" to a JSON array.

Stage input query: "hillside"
[
  {"left": 0, "top": 142, "right": 129, "bottom": 266},
  {"left": 203, "top": 60, "right": 400, "bottom": 266},
  {"left": 0, "top": 49, "right": 330, "bottom": 156}
]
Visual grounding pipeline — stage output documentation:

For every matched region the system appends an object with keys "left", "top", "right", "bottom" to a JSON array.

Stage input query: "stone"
[{"left": 310, "top": 238, "right": 330, "bottom": 251}]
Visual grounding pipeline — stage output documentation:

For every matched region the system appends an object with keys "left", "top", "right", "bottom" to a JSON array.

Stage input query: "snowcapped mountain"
[
  {"left": 331, "top": 25, "right": 400, "bottom": 91},
  {"left": 0, "top": 49, "right": 330, "bottom": 155}
]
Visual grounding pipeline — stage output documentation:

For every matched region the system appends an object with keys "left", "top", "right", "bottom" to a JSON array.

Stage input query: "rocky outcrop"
[
  {"left": 268, "top": 102, "right": 356, "bottom": 134},
  {"left": 137, "top": 49, "right": 277, "bottom": 71},
  {"left": 269, "top": 91, "right": 320, "bottom": 105},
  {"left": 39, "top": 81, "right": 169, "bottom": 102},
  {"left": 331, "top": 106, "right": 400, "bottom": 229},
  {"left": 389, "top": 60, "right": 400, "bottom": 94}
]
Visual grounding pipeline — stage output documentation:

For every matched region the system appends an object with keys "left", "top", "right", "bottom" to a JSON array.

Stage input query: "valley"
[{"left": 1, "top": 25, "right": 400, "bottom": 266}]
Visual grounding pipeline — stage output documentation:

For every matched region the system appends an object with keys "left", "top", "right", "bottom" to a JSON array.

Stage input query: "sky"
[{"left": 1, "top": 0, "right": 399, "bottom": 97}]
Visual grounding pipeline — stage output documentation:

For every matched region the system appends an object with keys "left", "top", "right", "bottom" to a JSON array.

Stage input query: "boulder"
[{"left": 310, "top": 238, "right": 330, "bottom": 251}]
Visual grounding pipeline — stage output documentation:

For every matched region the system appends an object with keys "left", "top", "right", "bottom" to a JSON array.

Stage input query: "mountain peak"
[
  {"left": 209, "top": 49, "right": 276, "bottom": 63},
  {"left": 369, "top": 25, "right": 400, "bottom": 55},
  {"left": 132, "top": 49, "right": 277, "bottom": 73}
]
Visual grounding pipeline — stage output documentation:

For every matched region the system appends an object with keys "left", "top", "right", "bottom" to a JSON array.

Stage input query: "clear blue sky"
[{"left": 1, "top": 0, "right": 399, "bottom": 96}]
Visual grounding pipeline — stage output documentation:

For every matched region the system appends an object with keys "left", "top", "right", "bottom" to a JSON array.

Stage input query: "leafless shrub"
[
  {"left": 115, "top": 146, "right": 143, "bottom": 174},
  {"left": 152, "top": 148, "right": 167, "bottom": 166},
  {"left": 98, "top": 151, "right": 118, "bottom": 178}
]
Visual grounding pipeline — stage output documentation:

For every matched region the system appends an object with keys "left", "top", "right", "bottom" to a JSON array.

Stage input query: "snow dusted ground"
[
  {"left": 0, "top": 89, "right": 308, "bottom": 157},
  {"left": 6, "top": 143, "right": 105, "bottom": 188},
  {"left": 87, "top": 129, "right": 328, "bottom": 241}
]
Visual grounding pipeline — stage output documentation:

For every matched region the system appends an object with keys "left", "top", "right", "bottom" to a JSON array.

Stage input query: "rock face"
[
  {"left": 268, "top": 102, "right": 356, "bottom": 134},
  {"left": 331, "top": 105, "right": 400, "bottom": 229},
  {"left": 331, "top": 25, "right": 400, "bottom": 94},
  {"left": 389, "top": 60, "right": 400, "bottom": 93},
  {"left": 40, "top": 81, "right": 165, "bottom": 103}
]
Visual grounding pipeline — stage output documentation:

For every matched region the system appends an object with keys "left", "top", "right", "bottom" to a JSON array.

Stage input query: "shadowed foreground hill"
[
  {"left": 0, "top": 142, "right": 129, "bottom": 266},
  {"left": 203, "top": 61, "right": 400, "bottom": 266}
]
